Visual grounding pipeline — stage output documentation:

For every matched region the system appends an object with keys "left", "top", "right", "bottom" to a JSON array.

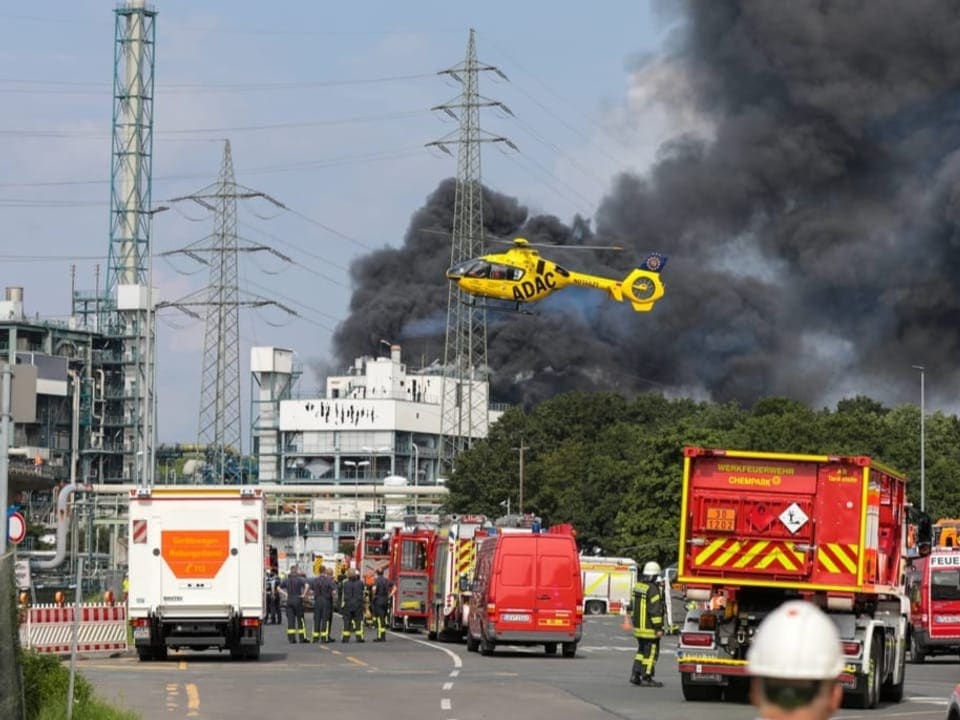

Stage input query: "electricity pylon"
[
  {"left": 427, "top": 28, "right": 516, "bottom": 476},
  {"left": 164, "top": 140, "right": 295, "bottom": 483}
]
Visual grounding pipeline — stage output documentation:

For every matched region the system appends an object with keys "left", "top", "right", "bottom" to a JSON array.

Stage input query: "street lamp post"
[
  {"left": 143, "top": 204, "right": 169, "bottom": 487},
  {"left": 362, "top": 446, "right": 391, "bottom": 511},
  {"left": 912, "top": 365, "right": 925, "bottom": 512}
]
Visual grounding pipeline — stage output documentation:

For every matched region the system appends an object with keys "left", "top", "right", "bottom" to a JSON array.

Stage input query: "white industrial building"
[{"left": 251, "top": 344, "right": 503, "bottom": 554}]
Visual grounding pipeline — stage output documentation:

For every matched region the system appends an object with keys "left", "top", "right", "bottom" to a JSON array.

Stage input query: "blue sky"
[{"left": 0, "top": 1, "right": 677, "bottom": 444}]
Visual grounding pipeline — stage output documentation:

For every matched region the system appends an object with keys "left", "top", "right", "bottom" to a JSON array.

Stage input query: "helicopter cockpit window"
[
  {"left": 465, "top": 260, "right": 490, "bottom": 278},
  {"left": 488, "top": 263, "right": 515, "bottom": 280}
]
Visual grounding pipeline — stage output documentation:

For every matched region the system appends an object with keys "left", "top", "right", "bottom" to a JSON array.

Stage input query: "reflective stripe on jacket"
[{"left": 632, "top": 580, "right": 664, "bottom": 639}]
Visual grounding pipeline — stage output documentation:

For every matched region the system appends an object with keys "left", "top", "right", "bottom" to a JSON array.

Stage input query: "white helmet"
[
  {"left": 747, "top": 600, "right": 844, "bottom": 680},
  {"left": 641, "top": 561, "right": 661, "bottom": 577}
]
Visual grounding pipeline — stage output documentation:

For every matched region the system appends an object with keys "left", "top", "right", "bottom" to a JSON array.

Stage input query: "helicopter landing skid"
[{"left": 461, "top": 298, "right": 535, "bottom": 316}]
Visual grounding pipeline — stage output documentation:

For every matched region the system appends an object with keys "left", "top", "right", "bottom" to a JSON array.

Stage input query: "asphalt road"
[{"left": 78, "top": 616, "right": 956, "bottom": 720}]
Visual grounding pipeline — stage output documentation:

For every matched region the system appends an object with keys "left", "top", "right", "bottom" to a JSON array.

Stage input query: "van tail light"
[
  {"left": 841, "top": 641, "right": 861, "bottom": 657},
  {"left": 576, "top": 604, "right": 583, "bottom": 617},
  {"left": 241, "top": 617, "right": 261, "bottom": 628},
  {"left": 680, "top": 632, "right": 714, "bottom": 647},
  {"left": 486, "top": 603, "right": 496, "bottom": 614},
  {"left": 131, "top": 618, "right": 150, "bottom": 628}
]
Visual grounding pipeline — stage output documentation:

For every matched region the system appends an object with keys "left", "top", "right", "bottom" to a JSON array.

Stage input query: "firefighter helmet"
[
  {"left": 641, "top": 561, "right": 661, "bottom": 578},
  {"left": 747, "top": 600, "right": 843, "bottom": 680}
]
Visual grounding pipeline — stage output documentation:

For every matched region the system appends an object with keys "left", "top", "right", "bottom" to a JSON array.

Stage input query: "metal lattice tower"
[
  {"left": 105, "top": 0, "right": 157, "bottom": 485},
  {"left": 198, "top": 141, "right": 242, "bottom": 479},
  {"left": 165, "top": 141, "right": 295, "bottom": 483},
  {"left": 428, "top": 29, "right": 516, "bottom": 475}
]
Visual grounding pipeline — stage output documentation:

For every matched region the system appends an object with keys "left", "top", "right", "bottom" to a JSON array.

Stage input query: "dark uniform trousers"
[
  {"left": 312, "top": 575, "right": 336, "bottom": 642},
  {"left": 341, "top": 578, "right": 365, "bottom": 642},
  {"left": 631, "top": 580, "right": 664, "bottom": 684},
  {"left": 283, "top": 575, "right": 308, "bottom": 643},
  {"left": 372, "top": 576, "right": 392, "bottom": 640}
]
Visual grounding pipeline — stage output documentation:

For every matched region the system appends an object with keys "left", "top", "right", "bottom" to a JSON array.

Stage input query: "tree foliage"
[{"left": 445, "top": 391, "right": 954, "bottom": 565}]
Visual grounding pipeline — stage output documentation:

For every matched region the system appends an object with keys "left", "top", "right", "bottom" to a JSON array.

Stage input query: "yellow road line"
[
  {"left": 346, "top": 656, "right": 368, "bottom": 667},
  {"left": 186, "top": 683, "right": 199, "bottom": 717}
]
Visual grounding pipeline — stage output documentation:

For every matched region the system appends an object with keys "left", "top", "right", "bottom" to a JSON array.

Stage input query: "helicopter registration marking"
[{"left": 511, "top": 273, "right": 556, "bottom": 301}]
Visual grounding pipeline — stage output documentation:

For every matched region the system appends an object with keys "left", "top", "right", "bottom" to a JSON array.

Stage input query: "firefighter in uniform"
[
  {"left": 311, "top": 566, "right": 337, "bottom": 643},
  {"left": 747, "top": 600, "right": 844, "bottom": 720},
  {"left": 371, "top": 566, "right": 395, "bottom": 641},
  {"left": 340, "top": 567, "right": 366, "bottom": 642},
  {"left": 280, "top": 565, "right": 309, "bottom": 644},
  {"left": 630, "top": 561, "right": 665, "bottom": 687},
  {"left": 265, "top": 570, "right": 281, "bottom": 624}
]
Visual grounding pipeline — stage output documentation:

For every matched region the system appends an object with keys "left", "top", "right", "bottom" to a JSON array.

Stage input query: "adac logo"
[{"left": 511, "top": 273, "right": 556, "bottom": 301}]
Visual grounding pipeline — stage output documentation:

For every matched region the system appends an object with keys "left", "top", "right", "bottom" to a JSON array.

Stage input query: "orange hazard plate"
[
  {"left": 538, "top": 618, "right": 569, "bottom": 627},
  {"left": 705, "top": 508, "right": 736, "bottom": 531}
]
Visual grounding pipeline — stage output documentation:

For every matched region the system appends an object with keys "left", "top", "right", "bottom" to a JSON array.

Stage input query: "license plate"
[
  {"left": 501, "top": 613, "right": 531, "bottom": 622},
  {"left": 691, "top": 673, "right": 721, "bottom": 682},
  {"left": 133, "top": 627, "right": 150, "bottom": 640}
]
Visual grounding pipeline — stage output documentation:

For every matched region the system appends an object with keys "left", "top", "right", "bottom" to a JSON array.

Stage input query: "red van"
[
  {"left": 907, "top": 548, "right": 960, "bottom": 662},
  {"left": 466, "top": 525, "right": 583, "bottom": 657}
]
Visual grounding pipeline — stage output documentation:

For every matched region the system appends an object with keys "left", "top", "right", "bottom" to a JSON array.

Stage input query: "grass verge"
[{"left": 22, "top": 651, "right": 140, "bottom": 720}]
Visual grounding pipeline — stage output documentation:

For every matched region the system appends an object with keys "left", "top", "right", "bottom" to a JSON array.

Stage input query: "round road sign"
[{"left": 8, "top": 511, "right": 26, "bottom": 544}]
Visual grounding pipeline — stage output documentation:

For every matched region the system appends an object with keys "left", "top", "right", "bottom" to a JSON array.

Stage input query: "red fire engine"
[{"left": 388, "top": 525, "right": 436, "bottom": 631}]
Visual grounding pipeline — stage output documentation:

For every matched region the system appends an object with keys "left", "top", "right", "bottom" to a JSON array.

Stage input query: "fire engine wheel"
[
  {"left": 851, "top": 642, "right": 881, "bottom": 709},
  {"left": 466, "top": 632, "right": 479, "bottom": 652},
  {"left": 910, "top": 633, "right": 926, "bottom": 663},
  {"left": 880, "top": 638, "right": 905, "bottom": 703},
  {"left": 136, "top": 647, "right": 153, "bottom": 662},
  {"left": 585, "top": 601, "right": 604, "bottom": 615}
]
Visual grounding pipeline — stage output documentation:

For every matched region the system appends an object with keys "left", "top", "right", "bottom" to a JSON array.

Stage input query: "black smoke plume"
[{"left": 333, "top": 1, "right": 960, "bottom": 411}]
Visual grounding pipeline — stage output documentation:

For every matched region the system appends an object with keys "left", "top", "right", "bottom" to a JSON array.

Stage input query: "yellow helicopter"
[{"left": 445, "top": 237, "right": 667, "bottom": 313}]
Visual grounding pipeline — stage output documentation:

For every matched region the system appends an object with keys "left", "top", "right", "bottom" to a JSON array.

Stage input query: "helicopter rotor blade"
[
  {"left": 489, "top": 237, "right": 623, "bottom": 251},
  {"left": 419, "top": 227, "right": 622, "bottom": 251}
]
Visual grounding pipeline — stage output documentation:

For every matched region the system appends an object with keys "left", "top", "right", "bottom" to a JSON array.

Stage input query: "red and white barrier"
[{"left": 19, "top": 603, "right": 128, "bottom": 655}]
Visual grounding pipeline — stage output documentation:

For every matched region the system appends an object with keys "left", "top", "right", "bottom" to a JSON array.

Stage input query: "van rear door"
[
  {"left": 534, "top": 535, "right": 578, "bottom": 631},
  {"left": 495, "top": 536, "right": 538, "bottom": 631}
]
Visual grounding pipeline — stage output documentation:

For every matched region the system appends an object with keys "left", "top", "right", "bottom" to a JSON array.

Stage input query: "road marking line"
[
  {"left": 441, "top": 698, "right": 452, "bottom": 710},
  {"left": 443, "top": 681, "right": 453, "bottom": 690},
  {"left": 394, "top": 633, "right": 463, "bottom": 669},
  {"left": 346, "top": 656, "right": 368, "bottom": 667},
  {"left": 450, "top": 669, "right": 459, "bottom": 678},
  {"left": 186, "top": 683, "right": 200, "bottom": 717},
  {"left": 178, "top": 660, "right": 187, "bottom": 670}
]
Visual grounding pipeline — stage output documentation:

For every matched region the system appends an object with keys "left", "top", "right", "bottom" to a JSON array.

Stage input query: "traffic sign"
[{"left": 8, "top": 511, "right": 26, "bottom": 544}]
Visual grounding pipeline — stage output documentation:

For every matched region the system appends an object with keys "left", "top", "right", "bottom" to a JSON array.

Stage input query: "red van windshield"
[{"left": 932, "top": 569, "right": 960, "bottom": 601}]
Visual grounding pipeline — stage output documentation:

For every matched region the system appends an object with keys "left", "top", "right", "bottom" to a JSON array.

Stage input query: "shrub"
[{"left": 22, "top": 651, "right": 138, "bottom": 720}]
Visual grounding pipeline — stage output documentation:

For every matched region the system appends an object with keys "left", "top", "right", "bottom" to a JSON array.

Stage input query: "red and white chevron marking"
[
  {"left": 19, "top": 603, "right": 128, "bottom": 655},
  {"left": 132, "top": 518, "right": 147, "bottom": 544},
  {"left": 244, "top": 518, "right": 259, "bottom": 543}
]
